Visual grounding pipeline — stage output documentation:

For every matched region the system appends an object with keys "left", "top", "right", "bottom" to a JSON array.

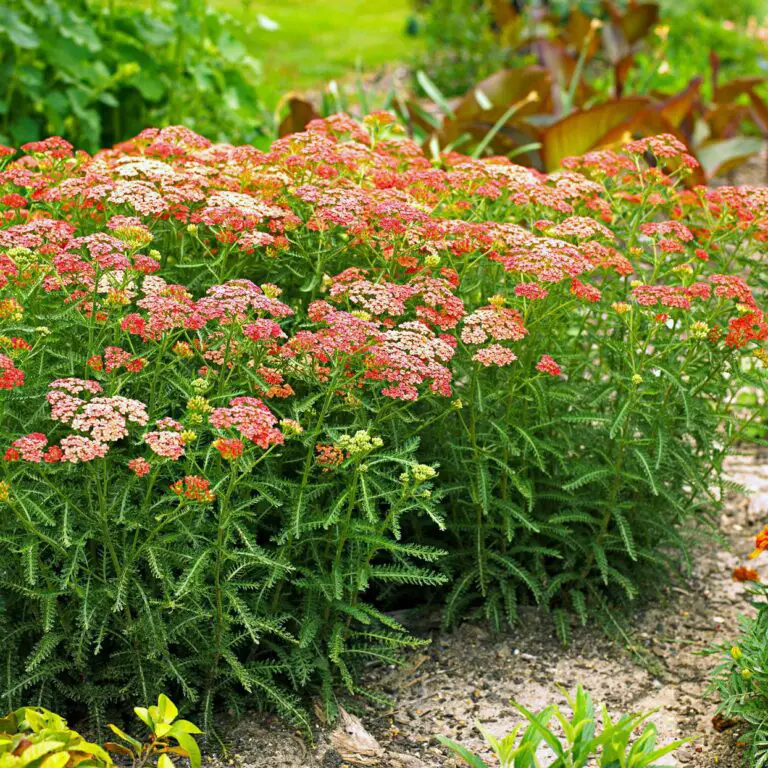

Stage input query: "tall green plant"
[
  {"left": 0, "top": 0, "right": 265, "bottom": 151},
  {"left": 438, "top": 685, "right": 688, "bottom": 767}
]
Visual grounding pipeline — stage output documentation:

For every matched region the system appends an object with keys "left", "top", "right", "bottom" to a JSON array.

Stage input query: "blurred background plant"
[
  {"left": 413, "top": 0, "right": 768, "bottom": 105},
  {"left": 401, "top": 0, "right": 768, "bottom": 178},
  {"left": 6, "top": 0, "right": 768, "bottom": 169},
  {"left": 0, "top": 0, "right": 265, "bottom": 151},
  {"left": 409, "top": 0, "right": 529, "bottom": 99}
]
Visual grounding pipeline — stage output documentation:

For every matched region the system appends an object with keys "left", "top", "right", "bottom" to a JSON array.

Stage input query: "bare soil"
[{"left": 204, "top": 447, "right": 768, "bottom": 768}]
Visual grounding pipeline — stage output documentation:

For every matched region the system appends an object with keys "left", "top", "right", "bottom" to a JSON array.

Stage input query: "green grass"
[{"left": 221, "top": 0, "right": 420, "bottom": 104}]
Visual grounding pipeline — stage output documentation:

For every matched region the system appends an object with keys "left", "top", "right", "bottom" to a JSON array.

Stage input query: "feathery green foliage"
[{"left": 0, "top": 117, "right": 766, "bottom": 726}]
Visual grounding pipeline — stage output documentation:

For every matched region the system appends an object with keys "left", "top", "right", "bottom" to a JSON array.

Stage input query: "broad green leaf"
[
  {"left": 696, "top": 137, "right": 764, "bottom": 180},
  {"left": 108, "top": 724, "right": 142, "bottom": 749},
  {"left": 40, "top": 753, "right": 69, "bottom": 768},
  {"left": 435, "top": 736, "right": 488, "bottom": 767},
  {"left": 0, "top": 8, "right": 40, "bottom": 48},
  {"left": 168, "top": 728, "right": 201, "bottom": 768},
  {"left": 158, "top": 694, "right": 178, "bottom": 724}
]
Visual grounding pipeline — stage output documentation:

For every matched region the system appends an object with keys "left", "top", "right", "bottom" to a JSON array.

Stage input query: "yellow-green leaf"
[{"left": 40, "top": 752, "right": 69, "bottom": 768}]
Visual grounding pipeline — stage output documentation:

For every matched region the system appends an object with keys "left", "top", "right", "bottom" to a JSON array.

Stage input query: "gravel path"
[{"left": 205, "top": 447, "right": 768, "bottom": 768}]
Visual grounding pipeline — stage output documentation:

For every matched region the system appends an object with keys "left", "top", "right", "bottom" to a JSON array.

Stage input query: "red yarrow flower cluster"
[
  {"left": 0, "top": 354, "right": 24, "bottom": 389},
  {"left": 128, "top": 457, "right": 151, "bottom": 477},
  {"left": 472, "top": 344, "right": 517, "bottom": 367},
  {"left": 213, "top": 437, "right": 245, "bottom": 460},
  {"left": 171, "top": 475, "right": 215, "bottom": 503},
  {"left": 144, "top": 427, "right": 186, "bottom": 460},
  {"left": 536, "top": 355, "right": 562, "bottom": 376}
]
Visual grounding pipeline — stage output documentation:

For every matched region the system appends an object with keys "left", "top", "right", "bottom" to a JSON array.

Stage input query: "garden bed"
[
  {"left": 2, "top": 116, "right": 767, "bottom": 765},
  {"left": 203, "top": 448, "right": 768, "bottom": 768}
]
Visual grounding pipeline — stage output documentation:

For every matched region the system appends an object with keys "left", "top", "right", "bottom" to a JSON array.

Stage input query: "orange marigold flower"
[
  {"left": 749, "top": 525, "right": 768, "bottom": 559},
  {"left": 733, "top": 566, "right": 760, "bottom": 582}
]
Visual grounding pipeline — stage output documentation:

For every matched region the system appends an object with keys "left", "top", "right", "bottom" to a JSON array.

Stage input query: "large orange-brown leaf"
[
  {"left": 619, "top": 3, "right": 660, "bottom": 44},
  {"left": 600, "top": 21, "right": 630, "bottom": 65},
  {"left": 714, "top": 77, "right": 765, "bottom": 104},
  {"left": 705, "top": 103, "right": 752, "bottom": 139},
  {"left": 540, "top": 98, "right": 650, "bottom": 170},
  {"left": 601, "top": 0, "right": 623, "bottom": 23},
  {"left": 748, "top": 91, "right": 768, "bottom": 134},
  {"left": 597, "top": 107, "right": 681, "bottom": 145},
  {"left": 601, "top": 2, "right": 658, "bottom": 63},
  {"left": 658, "top": 77, "right": 702, "bottom": 129},
  {"left": 596, "top": 109, "right": 707, "bottom": 185},
  {"left": 278, "top": 98, "right": 320, "bottom": 137},
  {"left": 455, "top": 67, "right": 553, "bottom": 120},
  {"left": 614, "top": 53, "right": 635, "bottom": 97},
  {"left": 564, "top": 8, "right": 600, "bottom": 59},
  {"left": 437, "top": 106, "right": 541, "bottom": 157},
  {"left": 447, "top": 121, "right": 540, "bottom": 160},
  {"left": 534, "top": 39, "right": 594, "bottom": 110},
  {"left": 534, "top": 39, "right": 578, "bottom": 86},
  {"left": 404, "top": 99, "right": 442, "bottom": 136},
  {"left": 488, "top": 0, "right": 519, "bottom": 30}
]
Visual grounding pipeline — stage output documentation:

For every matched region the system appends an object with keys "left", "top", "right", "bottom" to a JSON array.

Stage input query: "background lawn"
[{"left": 217, "top": 0, "right": 419, "bottom": 104}]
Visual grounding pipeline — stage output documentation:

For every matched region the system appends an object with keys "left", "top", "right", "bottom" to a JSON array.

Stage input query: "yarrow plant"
[
  {"left": 712, "top": 526, "right": 768, "bottom": 765},
  {"left": 0, "top": 118, "right": 766, "bottom": 726}
]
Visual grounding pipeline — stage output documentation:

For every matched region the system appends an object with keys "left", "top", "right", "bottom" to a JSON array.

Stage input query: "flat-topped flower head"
[
  {"left": 213, "top": 437, "right": 244, "bottom": 461},
  {"left": 472, "top": 344, "right": 517, "bottom": 367},
  {"left": 461, "top": 306, "right": 528, "bottom": 345},
  {"left": 170, "top": 475, "right": 215, "bottom": 503},
  {"left": 128, "top": 457, "right": 151, "bottom": 477},
  {"left": 12, "top": 433, "right": 48, "bottom": 463},
  {"left": 0, "top": 354, "right": 24, "bottom": 390},
  {"left": 536, "top": 355, "right": 562, "bottom": 376},
  {"left": 209, "top": 397, "right": 283, "bottom": 449},
  {"left": 144, "top": 429, "right": 186, "bottom": 460}
]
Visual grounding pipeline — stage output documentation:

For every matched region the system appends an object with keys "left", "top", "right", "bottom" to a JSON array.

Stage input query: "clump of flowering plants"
[{"left": 0, "top": 120, "right": 765, "bottom": 724}]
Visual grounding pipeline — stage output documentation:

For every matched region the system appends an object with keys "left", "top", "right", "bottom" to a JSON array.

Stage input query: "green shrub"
[
  {"left": 0, "top": 0, "right": 265, "bottom": 152},
  {"left": 0, "top": 119, "right": 765, "bottom": 727},
  {"left": 438, "top": 685, "right": 688, "bottom": 767}
]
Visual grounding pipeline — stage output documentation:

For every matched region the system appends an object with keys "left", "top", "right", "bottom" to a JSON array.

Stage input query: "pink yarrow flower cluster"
[{"left": 209, "top": 397, "right": 284, "bottom": 448}]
